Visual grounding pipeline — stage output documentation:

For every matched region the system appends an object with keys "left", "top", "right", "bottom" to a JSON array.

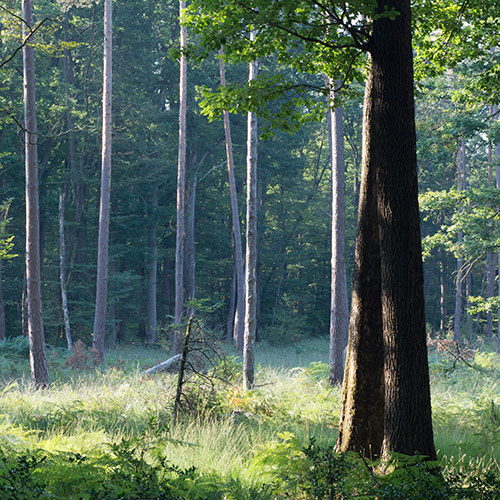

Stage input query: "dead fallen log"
[{"left": 143, "top": 354, "right": 182, "bottom": 375}]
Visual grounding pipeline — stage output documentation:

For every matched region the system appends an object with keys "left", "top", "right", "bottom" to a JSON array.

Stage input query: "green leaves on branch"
[{"left": 420, "top": 188, "right": 500, "bottom": 259}]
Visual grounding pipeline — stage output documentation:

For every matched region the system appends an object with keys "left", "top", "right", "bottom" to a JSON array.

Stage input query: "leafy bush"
[
  {"left": 251, "top": 434, "right": 500, "bottom": 499},
  {"left": 0, "top": 336, "right": 30, "bottom": 358}
]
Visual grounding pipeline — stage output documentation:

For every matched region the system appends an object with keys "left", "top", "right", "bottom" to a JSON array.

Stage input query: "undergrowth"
[{"left": 0, "top": 336, "right": 498, "bottom": 498}]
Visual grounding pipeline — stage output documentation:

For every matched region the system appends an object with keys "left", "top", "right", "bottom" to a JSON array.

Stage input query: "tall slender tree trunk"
[
  {"left": 22, "top": 0, "right": 49, "bottom": 387},
  {"left": 219, "top": 53, "right": 245, "bottom": 351},
  {"left": 243, "top": 39, "right": 258, "bottom": 391},
  {"left": 439, "top": 259, "right": 446, "bottom": 332},
  {"left": 465, "top": 264, "right": 472, "bottom": 341},
  {"left": 146, "top": 184, "right": 159, "bottom": 344},
  {"left": 0, "top": 260, "right": 6, "bottom": 341},
  {"left": 486, "top": 111, "right": 494, "bottom": 340},
  {"left": 326, "top": 80, "right": 349, "bottom": 385},
  {"left": 227, "top": 264, "right": 236, "bottom": 342},
  {"left": 92, "top": 0, "right": 113, "bottom": 363},
  {"left": 185, "top": 173, "right": 197, "bottom": 316},
  {"left": 21, "top": 272, "right": 28, "bottom": 337},
  {"left": 494, "top": 104, "right": 500, "bottom": 352},
  {"left": 173, "top": 0, "right": 187, "bottom": 354},
  {"left": 336, "top": 70, "right": 384, "bottom": 458},
  {"left": 453, "top": 140, "right": 465, "bottom": 344},
  {"left": 59, "top": 194, "right": 72, "bottom": 351}
]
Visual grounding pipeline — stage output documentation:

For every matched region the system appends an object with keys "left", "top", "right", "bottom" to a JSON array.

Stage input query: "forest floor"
[{"left": 0, "top": 335, "right": 499, "bottom": 498}]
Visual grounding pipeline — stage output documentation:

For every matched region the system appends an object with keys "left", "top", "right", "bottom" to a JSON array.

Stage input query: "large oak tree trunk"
[
  {"left": 23, "top": 0, "right": 49, "bottom": 387},
  {"left": 371, "top": 0, "right": 435, "bottom": 459},
  {"left": 243, "top": 43, "right": 258, "bottom": 390},
  {"left": 92, "top": 0, "right": 113, "bottom": 363},
  {"left": 174, "top": 0, "right": 188, "bottom": 354},
  {"left": 337, "top": 0, "right": 435, "bottom": 459},
  {"left": 336, "top": 70, "right": 384, "bottom": 458}
]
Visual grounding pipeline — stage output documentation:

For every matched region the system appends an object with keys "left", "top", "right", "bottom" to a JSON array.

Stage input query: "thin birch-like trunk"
[
  {"left": 0, "top": 260, "right": 5, "bottom": 341},
  {"left": 219, "top": 52, "right": 245, "bottom": 351},
  {"left": 185, "top": 174, "right": 197, "bottom": 316},
  {"left": 92, "top": 0, "right": 112, "bottom": 363},
  {"left": 21, "top": 272, "right": 28, "bottom": 337},
  {"left": 465, "top": 264, "right": 472, "bottom": 341},
  {"left": 494, "top": 104, "right": 500, "bottom": 352},
  {"left": 439, "top": 260, "right": 446, "bottom": 332},
  {"left": 243, "top": 37, "right": 258, "bottom": 391},
  {"left": 146, "top": 184, "right": 159, "bottom": 344},
  {"left": 326, "top": 80, "right": 349, "bottom": 385},
  {"left": 453, "top": 141, "right": 464, "bottom": 343},
  {"left": 173, "top": 0, "right": 187, "bottom": 354},
  {"left": 23, "top": 0, "right": 49, "bottom": 387},
  {"left": 227, "top": 264, "right": 236, "bottom": 343},
  {"left": 486, "top": 109, "right": 494, "bottom": 340},
  {"left": 59, "top": 194, "right": 72, "bottom": 351}
]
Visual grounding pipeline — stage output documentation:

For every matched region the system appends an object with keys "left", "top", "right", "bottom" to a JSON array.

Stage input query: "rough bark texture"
[
  {"left": 173, "top": 0, "right": 187, "bottom": 354},
  {"left": 92, "top": 0, "right": 113, "bottom": 363},
  {"left": 59, "top": 194, "right": 72, "bottom": 351},
  {"left": 243, "top": 45, "right": 258, "bottom": 391},
  {"left": 23, "top": 0, "right": 49, "bottom": 387},
  {"left": 336, "top": 70, "right": 384, "bottom": 458},
  {"left": 146, "top": 184, "right": 159, "bottom": 344},
  {"left": 372, "top": 0, "right": 435, "bottom": 459},
  {"left": 327, "top": 81, "right": 349, "bottom": 386},
  {"left": 220, "top": 53, "right": 245, "bottom": 351}
]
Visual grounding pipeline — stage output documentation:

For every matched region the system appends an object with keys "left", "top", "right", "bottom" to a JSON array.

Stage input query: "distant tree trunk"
[
  {"left": 326, "top": 80, "right": 349, "bottom": 386},
  {"left": 486, "top": 114, "right": 494, "bottom": 340},
  {"left": 493, "top": 104, "right": 500, "bottom": 352},
  {"left": 23, "top": 0, "right": 49, "bottom": 387},
  {"left": 227, "top": 264, "right": 236, "bottom": 343},
  {"left": 146, "top": 184, "right": 159, "bottom": 344},
  {"left": 439, "top": 259, "right": 446, "bottom": 332},
  {"left": 106, "top": 296, "right": 117, "bottom": 349},
  {"left": 59, "top": 194, "right": 72, "bottom": 351},
  {"left": 92, "top": 0, "right": 113, "bottom": 363},
  {"left": 185, "top": 173, "right": 197, "bottom": 316},
  {"left": 336, "top": 69, "right": 384, "bottom": 458},
  {"left": 465, "top": 264, "right": 472, "bottom": 341},
  {"left": 174, "top": 0, "right": 188, "bottom": 354},
  {"left": 0, "top": 260, "right": 5, "bottom": 341},
  {"left": 219, "top": 53, "right": 245, "bottom": 351},
  {"left": 21, "top": 272, "right": 28, "bottom": 337},
  {"left": 243, "top": 41, "right": 258, "bottom": 391},
  {"left": 453, "top": 140, "right": 465, "bottom": 344}
]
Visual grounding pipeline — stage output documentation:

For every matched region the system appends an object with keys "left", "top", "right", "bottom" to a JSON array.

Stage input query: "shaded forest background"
[{"left": 0, "top": 0, "right": 499, "bottom": 350}]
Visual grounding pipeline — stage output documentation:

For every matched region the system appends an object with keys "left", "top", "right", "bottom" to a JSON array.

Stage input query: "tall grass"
[{"left": 0, "top": 336, "right": 498, "bottom": 485}]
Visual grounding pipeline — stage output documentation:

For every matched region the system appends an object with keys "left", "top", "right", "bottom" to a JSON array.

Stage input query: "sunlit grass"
[{"left": 0, "top": 336, "right": 499, "bottom": 484}]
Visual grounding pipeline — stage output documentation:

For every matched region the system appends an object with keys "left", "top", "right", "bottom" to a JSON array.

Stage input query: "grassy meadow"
[{"left": 0, "top": 335, "right": 499, "bottom": 498}]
